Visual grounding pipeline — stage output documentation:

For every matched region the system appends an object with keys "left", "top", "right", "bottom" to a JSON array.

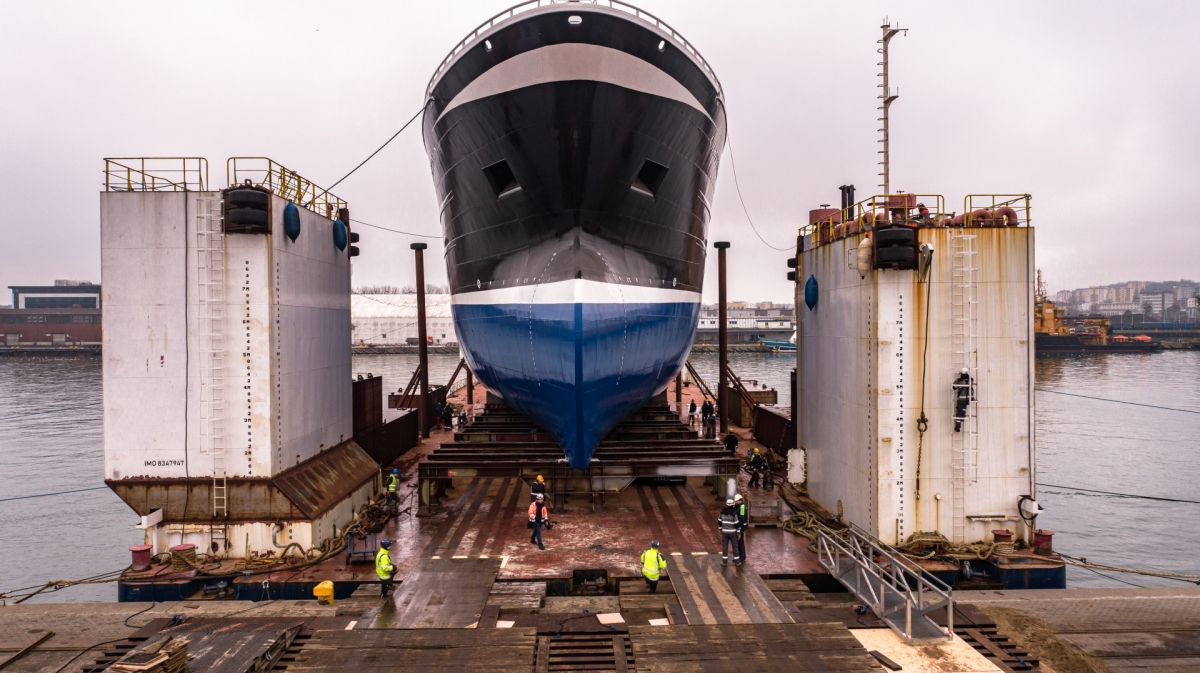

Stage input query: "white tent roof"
[{"left": 351, "top": 294, "right": 453, "bottom": 318}]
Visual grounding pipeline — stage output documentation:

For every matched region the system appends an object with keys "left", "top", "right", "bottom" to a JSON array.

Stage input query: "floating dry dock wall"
[
  {"left": 100, "top": 159, "right": 376, "bottom": 558},
  {"left": 796, "top": 196, "right": 1036, "bottom": 546}
]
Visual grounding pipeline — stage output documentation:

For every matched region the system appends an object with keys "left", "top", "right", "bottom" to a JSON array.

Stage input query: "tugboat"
[
  {"left": 1035, "top": 273, "right": 1161, "bottom": 353},
  {"left": 421, "top": 2, "right": 727, "bottom": 467}
]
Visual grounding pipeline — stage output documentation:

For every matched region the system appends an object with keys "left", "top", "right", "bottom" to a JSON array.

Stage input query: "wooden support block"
[
  {"left": 490, "top": 581, "right": 548, "bottom": 595},
  {"left": 762, "top": 579, "right": 811, "bottom": 592},
  {"left": 479, "top": 605, "right": 500, "bottom": 629},
  {"left": 612, "top": 635, "right": 629, "bottom": 673},
  {"left": 620, "top": 595, "right": 679, "bottom": 611},
  {"left": 535, "top": 636, "right": 550, "bottom": 673},
  {"left": 666, "top": 602, "right": 688, "bottom": 625},
  {"left": 487, "top": 595, "right": 543, "bottom": 609},
  {"left": 619, "top": 579, "right": 674, "bottom": 595}
]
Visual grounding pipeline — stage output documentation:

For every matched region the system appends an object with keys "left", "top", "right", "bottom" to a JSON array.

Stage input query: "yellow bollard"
[{"left": 314, "top": 580, "right": 335, "bottom": 605}]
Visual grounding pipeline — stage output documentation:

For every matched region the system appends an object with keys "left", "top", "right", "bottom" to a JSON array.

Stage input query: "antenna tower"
[{"left": 877, "top": 19, "right": 907, "bottom": 195}]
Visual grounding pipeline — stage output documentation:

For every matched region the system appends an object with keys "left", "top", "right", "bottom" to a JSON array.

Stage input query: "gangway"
[{"left": 817, "top": 524, "right": 953, "bottom": 643}]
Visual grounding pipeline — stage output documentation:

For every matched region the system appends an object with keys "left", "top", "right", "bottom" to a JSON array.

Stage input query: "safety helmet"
[
  {"left": 392, "top": 468, "right": 399, "bottom": 474},
  {"left": 753, "top": 448, "right": 760, "bottom": 454},
  {"left": 536, "top": 493, "right": 545, "bottom": 500},
  {"left": 961, "top": 368, "right": 969, "bottom": 374},
  {"left": 651, "top": 540, "right": 660, "bottom": 548},
  {"left": 726, "top": 498, "right": 735, "bottom": 506},
  {"left": 536, "top": 475, "right": 544, "bottom": 482},
  {"left": 380, "top": 539, "right": 392, "bottom": 548},
  {"left": 734, "top": 494, "right": 744, "bottom": 502}
]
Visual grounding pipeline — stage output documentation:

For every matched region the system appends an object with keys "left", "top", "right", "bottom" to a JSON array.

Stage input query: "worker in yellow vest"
[
  {"left": 385, "top": 469, "right": 401, "bottom": 509},
  {"left": 640, "top": 540, "right": 667, "bottom": 594},
  {"left": 376, "top": 539, "right": 396, "bottom": 598}
]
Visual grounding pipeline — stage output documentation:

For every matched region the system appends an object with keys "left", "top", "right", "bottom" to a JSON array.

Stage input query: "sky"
[{"left": 1, "top": 1, "right": 1197, "bottom": 304}]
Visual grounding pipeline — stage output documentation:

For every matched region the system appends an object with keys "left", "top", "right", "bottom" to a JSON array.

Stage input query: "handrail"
[
  {"left": 104, "top": 158, "right": 208, "bottom": 192},
  {"left": 226, "top": 157, "right": 346, "bottom": 218},
  {"left": 964, "top": 194, "right": 1032, "bottom": 227},
  {"left": 817, "top": 522, "right": 953, "bottom": 642},
  {"left": 425, "top": 0, "right": 723, "bottom": 99}
]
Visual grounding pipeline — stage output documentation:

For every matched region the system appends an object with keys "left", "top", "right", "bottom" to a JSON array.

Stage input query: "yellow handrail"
[{"left": 226, "top": 157, "right": 347, "bottom": 217}]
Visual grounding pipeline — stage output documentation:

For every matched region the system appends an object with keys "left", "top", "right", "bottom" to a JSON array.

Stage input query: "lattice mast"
[{"left": 877, "top": 20, "right": 907, "bottom": 194}]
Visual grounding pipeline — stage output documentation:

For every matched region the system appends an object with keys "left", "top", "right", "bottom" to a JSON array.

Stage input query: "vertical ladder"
[
  {"left": 195, "top": 197, "right": 229, "bottom": 552},
  {"left": 950, "top": 231, "right": 979, "bottom": 544}
]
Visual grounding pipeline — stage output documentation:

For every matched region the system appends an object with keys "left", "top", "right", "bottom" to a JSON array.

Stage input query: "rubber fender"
[
  {"left": 804, "top": 275, "right": 818, "bottom": 311},
  {"left": 876, "top": 246, "right": 917, "bottom": 265},
  {"left": 874, "top": 227, "right": 916, "bottom": 247},
  {"left": 333, "top": 219, "right": 348, "bottom": 251},
  {"left": 786, "top": 271, "right": 796, "bottom": 282},
  {"left": 228, "top": 189, "right": 268, "bottom": 210},
  {"left": 228, "top": 209, "right": 268, "bottom": 227},
  {"left": 856, "top": 237, "right": 873, "bottom": 278},
  {"left": 350, "top": 232, "right": 360, "bottom": 243},
  {"left": 350, "top": 245, "right": 360, "bottom": 257},
  {"left": 283, "top": 203, "right": 301, "bottom": 242}
]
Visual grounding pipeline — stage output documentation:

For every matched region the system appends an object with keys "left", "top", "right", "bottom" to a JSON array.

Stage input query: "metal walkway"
[{"left": 817, "top": 524, "right": 953, "bottom": 643}]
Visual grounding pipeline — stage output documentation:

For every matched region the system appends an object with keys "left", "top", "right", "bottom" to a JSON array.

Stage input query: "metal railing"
[
  {"left": 801, "top": 194, "right": 946, "bottom": 249},
  {"left": 226, "top": 157, "right": 346, "bottom": 218},
  {"left": 817, "top": 523, "right": 953, "bottom": 643},
  {"left": 801, "top": 193, "right": 1033, "bottom": 249},
  {"left": 963, "top": 194, "right": 1031, "bottom": 227},
  {"left": 104, "top": 157, "right": 208, "bottom": 192},
  {"left": 426, "top": 0, "right": 723, "bottom": 98}
]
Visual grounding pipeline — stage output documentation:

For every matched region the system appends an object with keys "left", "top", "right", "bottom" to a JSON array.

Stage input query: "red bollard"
[
  {"left": 130, "top": 544, "right": 153, "bottom": 571},
  {"left": 992, "top": 530, "right": 1013, "bottom": 544},
  {"left": 1032, "top": 529, "right": 1055, "bottom": 555}
]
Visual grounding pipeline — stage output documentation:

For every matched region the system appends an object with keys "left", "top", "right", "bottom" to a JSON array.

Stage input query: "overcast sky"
[{"left": 2, "top": 1, "right": 1196, "bottom": 304}]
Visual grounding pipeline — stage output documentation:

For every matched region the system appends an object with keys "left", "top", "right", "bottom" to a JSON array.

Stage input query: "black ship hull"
[{"left": 423, "top": 4, "right": 726, "bottom": 467}]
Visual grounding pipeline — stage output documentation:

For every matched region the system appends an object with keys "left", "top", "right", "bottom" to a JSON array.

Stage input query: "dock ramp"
[{"left": 817, "top": 524, "right": 954, "bottom": 642}]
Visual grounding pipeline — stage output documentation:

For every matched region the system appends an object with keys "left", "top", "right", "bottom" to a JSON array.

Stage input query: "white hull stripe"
[
  {"left": 451, "top": 279, "right": 700, "bottom": 306},
  {"left": 437, "top": 43, "right": 710, "bottom": 123}
]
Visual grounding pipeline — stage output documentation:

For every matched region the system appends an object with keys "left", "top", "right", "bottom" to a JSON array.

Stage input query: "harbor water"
[{"left": 1, "top": 351, "right": 1196, "bottom": 601}]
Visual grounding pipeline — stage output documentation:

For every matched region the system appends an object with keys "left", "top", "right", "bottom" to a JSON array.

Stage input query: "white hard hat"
[
  {"left": 734, "top": 494, "right": 744, "bottom": 502},
  {"left": 726, "top": 498, "right": 735, "bottom": 506},
  {"left": 536, "top": 493, "right": 544, "bottom": 500},
  {"left": 961, "top": 368, "right": 969, "bottom": 375}
]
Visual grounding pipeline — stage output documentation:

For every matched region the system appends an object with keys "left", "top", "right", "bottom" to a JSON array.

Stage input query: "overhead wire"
[
  {"left": 724, "top": 136, "right": 793, "bottom": 252},
  {"left": 327, "top": 101, "right": 430, "bottom": 191},
  {"left": 1039, "top": 483, "right": 1200, "bottom": 505},
  {"left": 0, "top": 486, "right": 109, "bottom": 503},
  {"left": 350, "top": 218, "right": 440, "bottom": 239},
  {"left": 1035, "top": 388, "right": 1200, "bottom": 414}
]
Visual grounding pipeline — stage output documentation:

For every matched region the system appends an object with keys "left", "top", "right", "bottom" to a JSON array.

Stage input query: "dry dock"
[{"left": 6, "top": 584, "right": 1198, "bottom": 672}]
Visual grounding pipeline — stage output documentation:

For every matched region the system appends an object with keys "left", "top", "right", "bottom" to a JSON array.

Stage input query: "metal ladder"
[
  {"left": 195, "top": 196, "right": 229, "bottom": 552},
  {"left": 950, "top": 231, "right": 979, "bottom": 544},
  {"left": 818, "top": 524, "right": 953, "bottom": 642}
]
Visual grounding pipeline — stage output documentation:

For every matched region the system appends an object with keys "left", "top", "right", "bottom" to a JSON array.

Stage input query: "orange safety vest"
[{"left": 528, "top": 501, "right": 549, "bottom": 522}]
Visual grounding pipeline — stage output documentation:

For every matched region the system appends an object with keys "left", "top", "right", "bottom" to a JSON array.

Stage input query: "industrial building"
[
  {"left": 351, "top": 293, "right": 456, "bottom": 346},
  {"left": 694, "top": 302, "right": 795, "bottom": 344},
  {"left": 0, "top": 282, "right": 103, "bottom": 350}
]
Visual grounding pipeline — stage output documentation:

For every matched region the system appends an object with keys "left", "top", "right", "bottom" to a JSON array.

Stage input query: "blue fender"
[
  {"left": 283, "top": 203, "right": 301, "bottom": 242},
  {"left": 804, "top": 275, "right": 818, "bottom": 311},
  {"left": 333, "top": 219, "right": 348, "bottom": 251}
]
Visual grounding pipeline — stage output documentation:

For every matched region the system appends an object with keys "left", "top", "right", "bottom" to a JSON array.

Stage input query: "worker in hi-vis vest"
[
  {"left": 640, "top": 540, "right": 668, "bottom": 594},
  {"left": 385, "top": 469, "right": 401, "bottom": 509},
  {"left": 376, "top": 539, "right": 396, "bottom": 598}
]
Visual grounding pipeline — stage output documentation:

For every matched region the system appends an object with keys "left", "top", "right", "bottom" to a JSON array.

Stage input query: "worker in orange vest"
[{"left": 528, "top": 493, "right": 549, "bottom": 550}]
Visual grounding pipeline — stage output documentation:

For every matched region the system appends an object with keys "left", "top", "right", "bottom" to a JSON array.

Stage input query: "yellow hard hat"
[
  {"left": 753, "top": 448, "right": 760, "bottom": 453},
  {"left": 536, "top": 475, "right": 544, "bottom": 482}
]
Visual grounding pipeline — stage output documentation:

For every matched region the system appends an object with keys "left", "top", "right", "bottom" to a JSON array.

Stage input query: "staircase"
[
  {"left": 817, "top": 524, "right": 953, "bottom": 642},
  {"left": 950, "top": 231, "right": 979, "bottom": 544},
  {"left": 195, "top": 196, "right": 228, "bottom": 552}
]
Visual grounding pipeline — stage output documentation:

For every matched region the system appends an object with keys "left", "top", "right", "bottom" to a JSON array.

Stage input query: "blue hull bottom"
[{"left": 453, "top": 301, "right": 699, "bottom": 467}]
